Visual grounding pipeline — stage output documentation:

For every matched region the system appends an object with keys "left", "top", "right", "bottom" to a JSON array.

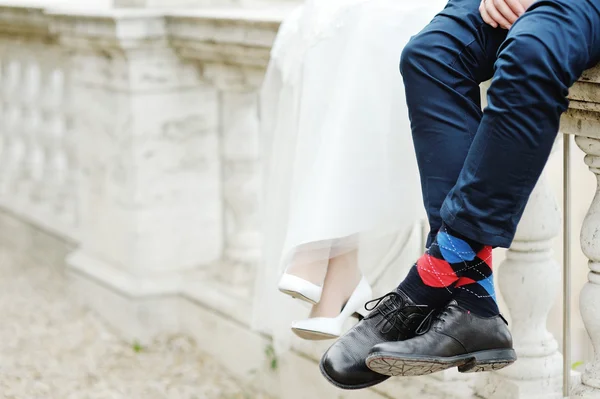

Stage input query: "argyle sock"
[
  {"left": 452, "top": 244, "right": 498, "bottom": 317},
  {"left": 398, "top": 233, "right": 458, "bottom": 308},
  {"left": 398, "top": 223, "right": 498, "bottom": 316}
]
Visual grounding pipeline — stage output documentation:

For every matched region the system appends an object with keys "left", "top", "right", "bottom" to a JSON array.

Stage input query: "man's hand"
[{"left": 480, "top": 0, "right": 532, "bottom": 29}]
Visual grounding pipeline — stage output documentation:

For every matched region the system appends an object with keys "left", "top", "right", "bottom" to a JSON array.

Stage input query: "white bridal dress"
[{"left": 254, "top": 0, "right": 447, "bottom": 351}]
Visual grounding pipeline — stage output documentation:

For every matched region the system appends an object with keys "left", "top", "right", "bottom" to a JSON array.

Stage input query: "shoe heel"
[
  {"left": 351, "top": 280, "right": 372, "bottom": 320},
  {"left": 291, "top": 277, "right": 372, "bottom": 340},
  {"left": 352, "top": 303, "right": 371, "bottom": 320},
  {"left": 352, "top": 312, "right": 365, "bottom": 321},
  {"left": 458, "top": 349, "right": 517, "bottom": 373}
]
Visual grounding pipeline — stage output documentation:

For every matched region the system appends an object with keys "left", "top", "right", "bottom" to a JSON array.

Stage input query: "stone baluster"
[
  {"left": 164, "top": 10, "right": 277, "bottom": 297},
  {"left": 39, "top": 49, "right": 74, "bottom": 225},
  {"left": 0, "top": 56, "right": 5, "bottom": 184},
  {"left": 222, "top": 91, "right": 261, "bottom": 265},
  {"left": 572, "top": 135, "right": 600, "bottom": 398},
  {"left": 477, "top": 147, "right": 563, "bottom": 398},
  {"left": 37, "top": 55, "right": 57, "bottom": 205},
  {"left": 206, "top": 64, "right": 263, "bottom": 294},
  {"left": 0, "top": 58, "right": 25, "bottom": 196},
  {"left": 19, "top": 59, "right": 44, "bottom": 202},
  {"left": 51, "top": 68, "right": 74, "bottom": 222}
]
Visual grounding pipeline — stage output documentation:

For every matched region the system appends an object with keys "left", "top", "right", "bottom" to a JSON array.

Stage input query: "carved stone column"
[
  {"left": 571, "top": 135, "right": 600, "bottom": 398},
  {"left": 206, "top": 66, "right": 264, "bottom": 294},
  {"left": 36, "top": 45, "right": 73, "bottom": 223},
  {"left": 477, "top": 151, "right": 563, "bottom": 398},
  {"left": 0, "top": 56, "right": 25, "bottom": 196},
  {"left": 220, "top": 88, "right": 262, "bottom": 292},
  {"left": 169, "top": 14, "right": 277, "bottom": 294},
  {"left": 19, "top": 58, "right": 44, "bottom": 202},
  {"left": 221, "top": 90, "right": 261, "bottom": 263},
  {"left": 558, "top": 65, "right": 600, "bottom": 398}
]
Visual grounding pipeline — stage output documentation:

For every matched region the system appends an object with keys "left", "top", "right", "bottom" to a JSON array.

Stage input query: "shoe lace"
[{"left": 364, "top": 292, "right": 427, "bottom": 335}]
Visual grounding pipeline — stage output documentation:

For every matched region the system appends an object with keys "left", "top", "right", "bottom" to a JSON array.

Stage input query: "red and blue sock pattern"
[{"left": 398, "top": 225, "right": 498, "bottom": 317}]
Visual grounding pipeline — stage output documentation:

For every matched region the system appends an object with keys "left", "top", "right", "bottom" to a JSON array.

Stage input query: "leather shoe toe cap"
[{"left": 320, "top": 343, "right": 388, "bottom": 389}]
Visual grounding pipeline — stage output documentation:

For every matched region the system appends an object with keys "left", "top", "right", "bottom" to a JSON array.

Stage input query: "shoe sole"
[
  {"left": 279, "top": 289, "right": 317, "bottom": 305},
  {"left": 292, "top": 328, "right": 339, "bottom": 340},
  {"left": 319, "top": 356, "right": 389, "bottom": 390},
  {"left": 365, "top": 349, "right": 517, "bottom": 377},
  {"left": 279, "top": 290, "right": 317, "bottom": 305},
  {"left": 291, "top": 313, "right": 365, "bottom": 341}
]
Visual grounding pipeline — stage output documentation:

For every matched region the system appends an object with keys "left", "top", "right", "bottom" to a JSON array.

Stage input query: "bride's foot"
[
  {"left": 291, "top": 251, "right": 372, "bottom": 340},
  {"left": 278, "top": 273, "right": 323, "bottom": 304},
  {"left": 278, "top": 253, "right": 327, "bottom": 304},
  {"left": 291, "top": 276, "right": 372, "bottom": 340},
  {"left": 310, "top": 250, "right": 363, "bottom": 318}
]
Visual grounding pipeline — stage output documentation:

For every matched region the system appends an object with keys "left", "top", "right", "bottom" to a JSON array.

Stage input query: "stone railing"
[
  {"left": 0, "top": 2, "right": 598, "bottom": 399},
  {"left": 559, "top": 69, "right": 600, "bottom": 398},
  {"left": 0, "top": 5, "right": 77, "bottom": 241},
  {"left": 0, "top": 0, "right": 286, "bottom": 357}
]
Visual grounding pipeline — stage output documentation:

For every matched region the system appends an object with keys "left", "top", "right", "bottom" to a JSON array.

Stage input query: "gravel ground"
[{"left": 0, "top": 249, "right": 268, "bottom": 399}]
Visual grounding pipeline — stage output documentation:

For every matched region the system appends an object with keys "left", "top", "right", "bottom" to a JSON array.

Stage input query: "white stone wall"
[{"left": 0, "top": 0, "right": 284, "bottom": 332}]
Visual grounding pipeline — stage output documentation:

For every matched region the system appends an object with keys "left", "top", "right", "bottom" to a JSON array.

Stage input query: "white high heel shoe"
[
  {"left": 278, "top": 273, "right": 323, "bottom": 304},
  {"left": 291, "top": 276, "right": 372, "bottom": 340}
]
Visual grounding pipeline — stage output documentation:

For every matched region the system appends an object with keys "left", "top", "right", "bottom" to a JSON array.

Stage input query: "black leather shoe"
[
  {"left": 319, "top": 290, "right": 430, "bottom": 390},
  {"left": 366, "top": 300, "right": 516, "bottom": 376}
]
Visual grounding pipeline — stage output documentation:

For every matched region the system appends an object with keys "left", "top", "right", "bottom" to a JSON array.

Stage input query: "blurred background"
[{"left": 0, "top": 0, "right": 597, "bottom": 398}]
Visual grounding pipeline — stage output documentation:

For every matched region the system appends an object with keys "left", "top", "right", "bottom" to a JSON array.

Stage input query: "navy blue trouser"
[{"left": 401, "top": 0, "right": 600, "bottom": 247}]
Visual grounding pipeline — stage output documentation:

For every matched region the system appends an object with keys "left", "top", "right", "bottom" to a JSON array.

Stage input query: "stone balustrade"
[
  {"left": 0, "top": 6, "right": 76, "bottom": 240},
  {"left": 0, "top": 2, "right": 599, "bottom": 399},
  {"left": 560, "top": 68, "right": 600, "bottom": 398}
]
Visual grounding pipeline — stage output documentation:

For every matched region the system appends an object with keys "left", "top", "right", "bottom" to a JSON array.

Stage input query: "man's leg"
[
  {"left": 401, "top": 0, "right": 507, "bottom": 246},
  {"left": 319, "top": 0, "right": 505, "bottom": 389},
  {"left": 442, "top": 0, "right": 600, "bottom": 247},
  {"left": 397, "top": 0, "right": 507, "bottom": 316},
  {"left": 443, "top": 0, "right": 600, "bottom": 313},
  {"left": 367, "top": 0, "right": 600, "bottom": 377}
]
